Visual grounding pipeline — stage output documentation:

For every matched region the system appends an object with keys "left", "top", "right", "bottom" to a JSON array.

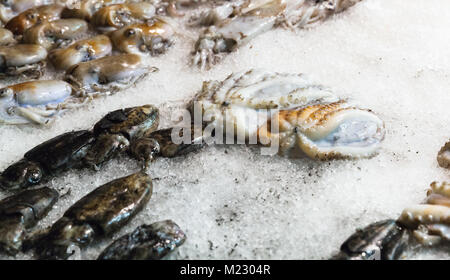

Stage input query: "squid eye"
[
  {"left": 27, "top": 13, "right": 36, "bottom": 20},
  {"left": 125, "top": 28, "right": 136, "bottom": 37},
  {"left": 27, "top": 169, "right": 41, "bottom": 184}
]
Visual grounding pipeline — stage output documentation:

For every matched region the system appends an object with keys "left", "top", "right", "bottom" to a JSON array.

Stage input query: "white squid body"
[
  {"left": 398, "top": 182, "right": 450, "bottom": 246},
  {"left": 258, "top": 101, "right": 385, "bottom": 159},
  {"left": 192, "top": 69, "right": 385, "bottom": 159},
  {"left": 0, "top": 44, "right": 47, "bottom": 67},
  {"left": 0, "top": 80, "right": 73, "bottom": 124}
]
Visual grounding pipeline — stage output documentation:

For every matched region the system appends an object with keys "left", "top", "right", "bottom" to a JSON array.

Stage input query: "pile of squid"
[
  {"left": 0, "top": 104, "right": 199, "bottom": 259},
  {"left": 0, "top": 0, "right": 363, "bottom": 125},
  {"left": 332, "top": 140, "right": 450, "bottom": 260},
  {"left": 0, "top": 67, "right": 389, "bottom": 259}
]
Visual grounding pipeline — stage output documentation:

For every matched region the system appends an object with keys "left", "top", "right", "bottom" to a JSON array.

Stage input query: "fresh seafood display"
[
  {"left": 22, "top": 18, "right": 89, "bottom": 49},
  {"left": 0, "top": 105, "right": 160, "bottom": 190},
  {"left": 65, "top": 54, "right": 156, "bottom": 95},
  {"left": 0, "top": 0, "right": 446, "bottom": 262},
  {"left": 190, "top": 69, "right": 385, "bottom": 159},
  {"left": 191, "top": 0, "right": 362, "bottom": 69},
  {"left": 0, "top": 187, "right": 58, "bottom": 255},
  {"left": 34, "top": 171, "right": 153, "bottom": 259},
  {"left": 5, "top": 4, "right": 64, "bottom": 35},
  {"left": 48, "top": 34, "right": 112, "bottom": 70},
  {"left": 109, "top": 18, "right": 175, "bottom": 55},
  {"left": 0, "top": 80, "right": 75, "bottom": 124},
  {"left": 0, "top": 44, "right": 47, "bottom": 78},
  {"left": 91, "top": 2, "right": 157, "bottom": 31},
  {"left": 98, "top": 220, "right": 186, "bottom": 260}
]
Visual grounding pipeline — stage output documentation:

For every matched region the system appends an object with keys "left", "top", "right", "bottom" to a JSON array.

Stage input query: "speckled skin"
[
  {"left": 98, "top": 220, "right": 186, "bottom": 260},
  {"left": 35, "top": 171, "right": 152, "bottom": 260},
  {"left": 0, "top": 105, "right": 160, "bottom": 190},
  {"left": 0, "top": 187, "right": 58, "bottom": 255}
]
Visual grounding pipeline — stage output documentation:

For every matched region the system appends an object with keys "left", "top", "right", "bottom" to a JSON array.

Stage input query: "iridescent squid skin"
[
  {"left": 0, "top": 80, "right": 74, "bottom": 124},
  {"left": 0, "top": 27, "right": 15, "bottom": 45},
  {"left": 0, "top": 105, "right": 160, "bottom": 190},
  {"left": 5, "top": 4, "right": 64, "bottom": 35},
  {"left": 48, "top": 34, "right": 112, "bottom": 70},
  {"left": 98, "top": 220, "right": 186, "bottom": 260},
  {"left": 109, "top": 18, "right": 175, "bottom": 56},
  {"left": 22, "top": 19, "right": 89, "bottom": 50},
  {"left": 0, "top": 187, "right": 58, "bottom": 255},
  {"left": 91, "top": 2, "right": 156, "bottom": 32},
  {"left": 34, "top": 171, "right": 153, "bottom": 260},
  {"left": 0, "top": 43, "right": 47, "bottom": 78},
  {"left": 0, "top": 0, "right": 52, "bottom": 24},
  {"left": 65, "top": 53, "right": 157, "bottom": 96}
]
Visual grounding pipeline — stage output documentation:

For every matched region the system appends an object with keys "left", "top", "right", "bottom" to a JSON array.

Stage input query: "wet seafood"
[
  {"left": 331, "top": 220, "right": 408, "bottom": 260},
  {"left": 48, "top": 34, "right": 112, "bottom": 70},
  {"left": 0, "top": 187, "right": 58, "bottom": 255},
  {"left": 91, "top": 2, "right": 156, "bottom": 31},
  {"left": 98, "top": 220, "right": 186, "bottom": 260},
  {"left": 0, "top": 0, "right": 52, "bottom": 24},
  {"left": 0, "top": 105, "right": 159, "bottom": 190},
  {"left": 130, "top": 125, "right": 206, "bottom": 165},
  {"left": 0, "top": 80, "right": 75, "bottom": 124},
  {"left": 437, "top": 140, "right": 450, "bottom": 169},
  {"left": 0, "top": 27, "right": 15, "bottom": 45},
  {"left": 258, "top": 101, "right": 385, "bottom": 159},
  {"left": 190, "top": 69, "right": 383, "bottom": 159},
  {"left": 192, "top": 0, "right": 362, "bottom": 69},
  {"left": 5, "top": 4, "right": 64, "bottom": 35},
  {"left": 34, "top": 172, "right": 152, "bottom": 259},
  {"left": 0, "top": 44, "right": 47, "bottom": 78},
  {"left": 334, "top": 182, "right": 450, "bottom": 260},
  {"left": 65, "top": 54, "right": 156, "bottom": 95},
  {"left": 61, "top": 0, "right": 126, "bottom": 21},
  {"left": 398, "top": 181, "right": 450, "bottom": 246},
  {"left": 190, "top": 69, "right": 338, "bottom": 139},
  {"left": 109, "top": 18, "right": 174, "bottom": 56},
  {"left": 23, "top": 19, "right": 89, "bottom": 49}
]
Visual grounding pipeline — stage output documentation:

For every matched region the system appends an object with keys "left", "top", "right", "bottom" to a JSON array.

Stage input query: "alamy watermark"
[{"left": 167, "top": 102, "right": 281, "bottom": 156}]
